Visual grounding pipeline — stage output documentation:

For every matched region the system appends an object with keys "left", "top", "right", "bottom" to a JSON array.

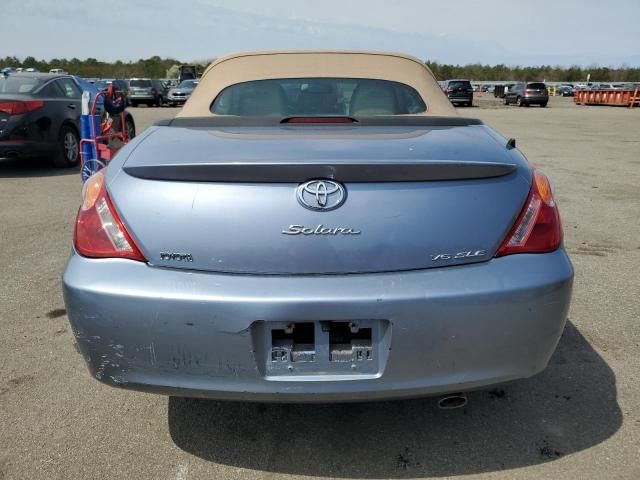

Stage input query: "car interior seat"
[
  {"left": 237, "top": 81, "right": 287, "bottom": 116},
  {"left": 295, "top": 81, "right": 343, "bottom": 115},
  {"left": 349, "top": 80, "right": 398, "bottom": 116}
]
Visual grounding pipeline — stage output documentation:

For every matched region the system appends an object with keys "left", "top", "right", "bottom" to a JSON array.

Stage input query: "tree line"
[
  {"left": 425, "top": 61, "right": 640, "bottom": 82},
  {"left": 2, "top": 55, "right": 639, "bottom": 82},
  {"left": 0, "top": 56, "right": 208, "bottom": 79}
]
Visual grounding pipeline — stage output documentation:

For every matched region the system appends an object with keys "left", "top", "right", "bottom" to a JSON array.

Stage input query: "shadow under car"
[
  {"left": 0, "top": 156, "right": 79, "bottom": 178},
  {"left": 167, "top": 321, "right": 621, "bottom": 478}
]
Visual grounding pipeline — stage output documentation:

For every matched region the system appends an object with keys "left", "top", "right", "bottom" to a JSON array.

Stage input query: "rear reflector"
[
  {"left": 496, "top": 169, "right": 563, "bottom": 256},
  {"left": 0, "top": 100, "right": 44, "bottom": 115},
  {"left": 74, "top": 171, "right": 146, "bottom": 261}
]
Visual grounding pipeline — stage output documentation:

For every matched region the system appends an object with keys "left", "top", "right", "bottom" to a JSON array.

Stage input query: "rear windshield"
[
  {"left": 211, "top": 78, "right": 427, "bottom": 116},
  {"left": 448, "top": 81, "right": 471, "bottom": 88},
  {"left": 0, "top": 76, "right": 41, "bottom": 94},
  {"left": 527, "top": 83, "right": 547, "bottom": 89},
  {"left": 130, "top": 80, "right": 151, "bottom": 88}
]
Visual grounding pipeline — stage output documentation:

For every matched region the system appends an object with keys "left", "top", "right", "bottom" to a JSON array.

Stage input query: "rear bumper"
[
  {"left": 129, "top": 94, "right": 155, "bottom": 102},
  {"left": 523, "top": 95, "right": 549, "bottom": 104},
  {"left": 448, "top": 95, "right": 473, "bottom": 103},
  {"left": 167, "top": 96, "right": 189, "bottom": 104},
  {"left": 0, "top": 139, "right": 55, "bottom": 159},
  {"left": 63, "top": 249, "right": 573, "bottom": 402}
]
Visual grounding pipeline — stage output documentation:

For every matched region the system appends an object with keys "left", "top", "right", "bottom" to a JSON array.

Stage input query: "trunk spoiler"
[
  {"left": 128, "top": 116, "right": 516, "bottom": 182},
  {"left": 155, "top": 115, "right": 485, "bottom": 128},
  {"left": 124, "top": 161, "right": 516, "bottom": 183}
]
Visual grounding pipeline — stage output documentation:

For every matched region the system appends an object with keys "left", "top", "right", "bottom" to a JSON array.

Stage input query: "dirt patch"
[{"left": 46, "top": 308, "right": 67, "bottom": 319}]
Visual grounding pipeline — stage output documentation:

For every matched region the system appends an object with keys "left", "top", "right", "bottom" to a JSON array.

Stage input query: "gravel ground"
[{"left": 1, "top": 96, "right": 639, "bottom": 479}]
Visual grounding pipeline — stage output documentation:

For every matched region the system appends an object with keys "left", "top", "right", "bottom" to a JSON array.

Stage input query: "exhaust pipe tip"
[
  {"left": 437, "top": 392, "right": 468, "bottom": 409},
  {"left": 1, "top": 150, "right": 20, "bottom": 158}
]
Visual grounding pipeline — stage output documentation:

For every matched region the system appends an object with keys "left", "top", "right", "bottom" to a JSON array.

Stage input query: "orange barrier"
[
  {"left": 631, "top": 89, "right": 640, "bottom": 109},
  {"left": 574, "top": 88, "right": 639, "bottom": 108}
]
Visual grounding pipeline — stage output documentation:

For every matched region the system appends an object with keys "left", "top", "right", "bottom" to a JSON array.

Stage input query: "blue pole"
[{"left": 80, "top": 91, "right": 102, "bottom": 182}]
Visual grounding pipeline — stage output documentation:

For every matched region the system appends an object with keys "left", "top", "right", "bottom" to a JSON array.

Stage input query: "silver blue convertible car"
[{"left": 63, "top": 51, "right": 573, "bottom": 404}]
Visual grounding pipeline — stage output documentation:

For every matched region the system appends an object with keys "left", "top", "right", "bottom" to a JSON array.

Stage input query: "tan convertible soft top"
[{"left": 178, "top": 50, "right": 457, "bottom": 117}]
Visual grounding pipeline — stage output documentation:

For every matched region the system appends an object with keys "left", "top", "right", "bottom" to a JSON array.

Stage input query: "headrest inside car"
[{"left": 349, "top": 80, "right": 398, "bottom": 116}]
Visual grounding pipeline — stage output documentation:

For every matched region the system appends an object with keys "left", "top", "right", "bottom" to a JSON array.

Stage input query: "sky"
[{"left": 3, "top": 0, "right": 639, "bottom": 66}]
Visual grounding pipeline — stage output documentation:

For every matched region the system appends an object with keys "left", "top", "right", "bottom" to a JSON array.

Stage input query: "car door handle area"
[{"left": 67, "top": 104, "right": 77, "bottom": 109}]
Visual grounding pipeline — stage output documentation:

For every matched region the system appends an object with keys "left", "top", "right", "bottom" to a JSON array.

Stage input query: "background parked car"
[
  {"left": 504, "top": 82, "right": 549, "bottom": 107},
  {"left": 1, "top": 72, "right": 85, "bottom": 167},
  {"left": 0, "top": 72, "right": 136, "bottom": 168},
  {"left": 128, "top": 78, "right": 165, "bottom": 107},
  {"left": 92, "top": 79, "right": 109, "bottom": 91},
  {"left": 442, "top": 79, "right": 473, "bottom": 106},
  {"left": 167, "top": 79, "right": 198, "bottom": 107},
  {"left": 556, "top": 84, "right": 575, "bottom": 96},
  {"left": 592, "top": 83, "right": 619, "bottom": 90}
]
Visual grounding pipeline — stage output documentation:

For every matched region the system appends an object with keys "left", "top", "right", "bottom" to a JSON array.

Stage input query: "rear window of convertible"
[{"left": 210, "top": 78, "right": 427, "bottom": 116}]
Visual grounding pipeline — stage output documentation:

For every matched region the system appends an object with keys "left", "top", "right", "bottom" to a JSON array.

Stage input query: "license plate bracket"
[{"left": 252, "top": 319, "right": 390, "bottom": 379}]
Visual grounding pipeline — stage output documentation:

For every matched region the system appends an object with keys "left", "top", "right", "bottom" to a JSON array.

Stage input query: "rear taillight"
[
  {"left": 74, "top": 171, "right": 146, "bottom": 261},
  {"left": 0, "top": 100, "right": 44, "bottom": 115},
  {"left": 496, "top": 169, "right": 563, "bottom": 256}
]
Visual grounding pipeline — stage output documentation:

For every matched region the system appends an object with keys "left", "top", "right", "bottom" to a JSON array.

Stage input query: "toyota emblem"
[{"left": 297, "top": 180, "right": 347, "bottom": 211}]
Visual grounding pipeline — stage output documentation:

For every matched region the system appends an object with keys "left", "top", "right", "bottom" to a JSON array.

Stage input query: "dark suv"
[
  {"left": 442, "top": 79, "right": 473, "bottom": 107},
  {"left": 128, "top": 78, "right": 165, "bottom": 107},
  {"left": 504, "top": 82, "right": 549, "bottom": 107}
]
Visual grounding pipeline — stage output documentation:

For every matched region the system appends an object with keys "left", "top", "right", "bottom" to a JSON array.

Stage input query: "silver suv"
[
  {"left": 504, "top": 82, "right": 549, "bottom": 107},
  {"left": 128, "top": 78, "right": 165, "bottom": 107}
]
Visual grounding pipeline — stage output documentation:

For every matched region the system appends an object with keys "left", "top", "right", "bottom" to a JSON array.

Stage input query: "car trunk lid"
[{"left": 109, "top": 122, "right": 531, "bottom": 274}]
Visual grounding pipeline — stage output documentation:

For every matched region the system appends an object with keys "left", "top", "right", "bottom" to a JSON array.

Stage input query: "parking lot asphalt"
[{"left": 1, "top": 96, "right": 639, "bottom": 479}]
